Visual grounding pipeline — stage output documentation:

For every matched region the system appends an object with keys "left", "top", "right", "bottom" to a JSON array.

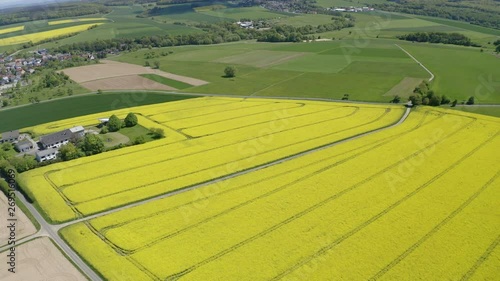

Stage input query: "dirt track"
[
  {"left": 63, "top": 60, "right": 209, "bottom": 87},
  {"left": 0, "top": 193, "right": 36, "bottom": 246},
  {"left": 0, "top": 237, "right": 87, "bottom": 281}
]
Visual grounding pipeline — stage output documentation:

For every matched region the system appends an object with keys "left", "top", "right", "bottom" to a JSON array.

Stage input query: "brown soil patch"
[
  {"left": 80, "top": 74, "right": 176, "bottom": 91},
  {"left": 384, "top": 77, "right": 423, "bottom": 97},
  {"left": 0, "top": 237, "right": 87, "bottom": 281},
  {"left": 0, "top": 193, "right": 36, "bottom": 246},
  {"left": 63, "top": 60, "right": 208, "bottom": 87}
]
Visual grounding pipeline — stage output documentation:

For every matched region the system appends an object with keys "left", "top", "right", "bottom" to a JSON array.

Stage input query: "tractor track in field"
[
  {"left": 460, "top": 234, "right": 500, "bottom": 281},
  {"left": 0, "top": 103, "right": 412, "bottom": 281},
  {"left": 97, "top": 111, "right": 432, "bottom": 234},
  {"left": 370, "top": 169, "right": 500, "bottom": 280},
  {"left": 57, "top": 106, "right": 378, "bottom": 206},
  {"left": 52, "top": 106, "right": 364, "bottom": 201},
  {"left": 165, "top": 116, "right": 477, "bottom": 280},
  {"left": 105, "top": 111, "right": 436, "bottom": 255}
]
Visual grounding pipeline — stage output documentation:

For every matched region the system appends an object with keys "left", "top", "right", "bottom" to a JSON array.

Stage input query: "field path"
[
  {"left": 395, "top": 44, "right": 435, "bottom": 82},
  {"left": 1, "top": 103, "right": 411, "bottom": 281}
]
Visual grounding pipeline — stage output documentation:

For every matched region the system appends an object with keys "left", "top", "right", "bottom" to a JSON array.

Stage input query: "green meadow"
[{"left": 112, "top": 39, "right": 430, "bottom": 102}]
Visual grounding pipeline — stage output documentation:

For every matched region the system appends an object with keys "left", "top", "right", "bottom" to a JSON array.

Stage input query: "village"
[{"left": 0, "top": 48, "right": 103, "bottom": 99}]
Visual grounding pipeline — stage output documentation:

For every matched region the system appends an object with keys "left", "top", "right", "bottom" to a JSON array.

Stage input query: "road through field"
[
  {"left": 0, "top": 104, "right": 411, "bottom": 281},
  {"left": 0, "top": 190, "right": 103, "bottom": 281},
  {"left": 395, "top": 44, "right": 435, "bottom": 82}
]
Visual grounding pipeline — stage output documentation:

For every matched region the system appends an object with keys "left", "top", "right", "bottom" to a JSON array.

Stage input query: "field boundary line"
[
  {"left": 250, "top": 72, "right": 306, "bottom": 96},
  {"left": 395, "top": 44, "right": 435, "bottom": 82}
]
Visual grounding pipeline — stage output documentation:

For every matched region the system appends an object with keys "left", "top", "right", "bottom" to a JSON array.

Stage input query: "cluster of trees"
[
  {"left": 54, "top": 15, "right": 354, "bottom": 54},
  {"left": 495, "top": 39, "right": 500, "bottom": 53},
  {"left": 257, "top": 17, "right": 354, "bottom": 42},
  {"left": 100, "top": 113, "right": 138, "bottom": 134},
  {"left": 59, "top": 134, "right": 104, "bottom": 161},
  {"left": 397, "top": 32, "right": 480, "bottom": 47},
  {"left": 0, "top": 3, "right": 111, "bottom": 26},
  {"left": 408, "top": 81, "right": 454, "bottom": 107},
  {"left": 373, "top": 0, "right": 500, "bottom": 29}
]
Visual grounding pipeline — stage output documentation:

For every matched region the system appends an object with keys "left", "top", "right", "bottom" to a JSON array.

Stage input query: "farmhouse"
[
  {"left": 39, "top": 126, "right": 84, "bottom": 149},
  {"left": 0, "top": 130, "right": 20, "bottom": 143},
  {"left": 36, "top": 148, "right": 58, "bottom": 162},
  {"left": 15, "top": 138, "right": 34, "bottom": 152}
]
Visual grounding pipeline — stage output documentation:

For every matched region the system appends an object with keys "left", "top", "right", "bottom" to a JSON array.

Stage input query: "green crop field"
[
  {"left": 0, "top": 92, "right": 196, "bottom": 132},
  {"left": 111, "top": 39, "right": 429, "bottom": 102},
  {"left": 451, "top": 106, "right": 500, "bottom": 117}
]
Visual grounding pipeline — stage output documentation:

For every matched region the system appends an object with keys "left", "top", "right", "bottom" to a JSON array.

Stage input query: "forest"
[
  {"left": 397, "top": 32, "right": 481, "bottom": 47},
  {"left": 0, "top": 3, "right": 111, "bottom": 26},
  {"left": 373, "top": 0, "right": 500, "bottom": 29}
]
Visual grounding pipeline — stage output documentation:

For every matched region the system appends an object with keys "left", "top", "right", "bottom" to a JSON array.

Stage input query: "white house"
[
  {"left": 39, "top": 126, "right": 84, "bottom": 149},
  {"left": 36, "top": 148, "right": 58, "bottom": 162}
]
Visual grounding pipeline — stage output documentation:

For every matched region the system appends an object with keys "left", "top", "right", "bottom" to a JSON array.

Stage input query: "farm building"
[
  {"left": 36, "top": 148, "right": 58, "bottom": 162},
  {"left": 98, "top": 118, "right": 109, "bottom": 125},
  {"left": 69, "top": 126, "right": 85, "bottom": 138},
  {"left": 0, "top": 130, "right": 20, "bottom": 143},
  {"left": 15, "top": 138, "right": 34, "bottom": 152},
  {"left": 39, "top": 126, "right": 84, "bottom": 149}
]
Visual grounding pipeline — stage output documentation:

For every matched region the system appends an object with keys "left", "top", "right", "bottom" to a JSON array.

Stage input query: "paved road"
[
  {"left": 0, "top": 191, "right": 103, "bottom": 281},
  {"left": 0, "top": 106, "right": 411, "bottom": 280}
]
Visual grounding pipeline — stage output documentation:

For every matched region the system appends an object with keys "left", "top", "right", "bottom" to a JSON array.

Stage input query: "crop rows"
[
  {"left": 0, "top": 23, "right": 104, "bottom": 46},
  {"left": 20, "top": 98, "right": 403, "bottom": 222},
  {"left": 60, "top": 107, "right": 499, "bottom": 280}
]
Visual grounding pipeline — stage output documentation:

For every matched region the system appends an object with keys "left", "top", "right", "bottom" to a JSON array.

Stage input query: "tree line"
[
  {"left": 53, "top": 16, "right": 353, "bottom": 54},
  {"left": 397, "top": 32, "right": 481, "bottom": 47},
  {"left": 373, "top": 0, "right": 500, "bottom": 30},
  {"left": 257, "top": 17, "right": 354, "bottom": 42},
  {"left": 0, "top": 3, "right": 111, "bottom": 26}
]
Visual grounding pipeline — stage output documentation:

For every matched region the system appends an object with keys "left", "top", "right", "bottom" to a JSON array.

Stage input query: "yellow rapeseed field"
[
  {"left": 58, "top": 106, "right": 499, "bottom": 281},
  {"left": 0, "top": 25, "right": 24, "bottom": 35},
  {"left": 0, "top": 23, "right": 103, "bottom": 46},
  {"left": 48, "top": 18, "right": 108, "bottom": 25},
  {"left": 20, "top": 97, "right": 403, "bottom": 222}
]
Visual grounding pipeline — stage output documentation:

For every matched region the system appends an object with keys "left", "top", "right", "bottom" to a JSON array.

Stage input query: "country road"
[
  {"left": 0, "top": 190, "right": 103, "bottom": 281},
  {"left": 0, "top": 105, "right": 412, "bottom": 281},
  {"left": 395, "top": 44, "right": 435, "bottom": 82}
]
